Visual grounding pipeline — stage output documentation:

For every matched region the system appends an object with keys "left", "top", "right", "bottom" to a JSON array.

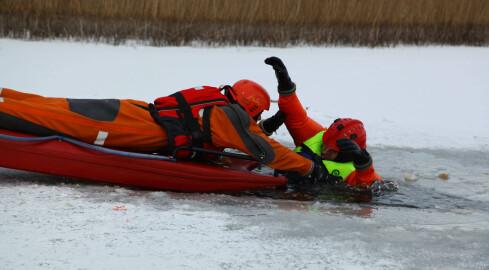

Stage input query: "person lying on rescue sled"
[
  {"left": 259, "top": 57, "right": 383, "bottom": 187},
  {"left": 0, "top": 82, "right": 327, "bottom": 182}
]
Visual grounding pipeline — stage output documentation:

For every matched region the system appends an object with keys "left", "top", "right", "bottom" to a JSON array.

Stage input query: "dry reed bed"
[{"left": 1, "top": 0, "right": 488, "bottom": 46}]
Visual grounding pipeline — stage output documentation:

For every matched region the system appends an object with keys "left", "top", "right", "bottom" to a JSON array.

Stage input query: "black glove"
[
  {"left": 336, "top": 138, "right": 372, "bottom": 170},
  {"left": 259, "top": 111, "right": 286, "bottom": 135},
  {"left": 264, "top": 56, "right": 296, "bottom": 96},
  {"left": 309, "top": 162, "right": 328, "bottom": 183}
]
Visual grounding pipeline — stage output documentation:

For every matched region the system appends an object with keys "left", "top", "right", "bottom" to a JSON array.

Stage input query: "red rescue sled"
[{"left": 0, "top": 129, "right": 286, "bottom": 191}]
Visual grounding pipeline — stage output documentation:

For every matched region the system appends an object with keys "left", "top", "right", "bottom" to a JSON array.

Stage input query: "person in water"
[{"left": 259, "top": 57, "right": 383, "bottom": 187}]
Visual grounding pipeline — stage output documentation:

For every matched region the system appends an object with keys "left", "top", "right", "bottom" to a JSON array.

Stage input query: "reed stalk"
[{"left": 1, "top": 0, "right": 488, "bottom": 46}]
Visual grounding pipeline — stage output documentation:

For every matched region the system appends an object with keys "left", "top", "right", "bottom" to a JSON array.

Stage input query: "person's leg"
[
  {"left": 1, "top": 88, "right": 48, "bottom": 101},
  {"left": 0, "top": 88, "right": 167, "bottom": 152}
]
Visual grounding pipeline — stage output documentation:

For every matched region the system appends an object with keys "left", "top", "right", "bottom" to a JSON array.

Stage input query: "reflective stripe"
[
  {"left": 94, "top": 131, "right": 108, "bottom": 146},
  {"left": 0, "top": 97, "right": 4, "bottom": 103},
  {"left": 219, "top": 104, "right": 275, "bottom": 164}
]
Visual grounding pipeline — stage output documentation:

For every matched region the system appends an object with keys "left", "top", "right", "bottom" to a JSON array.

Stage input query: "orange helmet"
[
  {"left": 231, "top": 80, "right": 270, "bottom": 118},
  {"left": 323, "top": 118, "right": 367, "bottom": 151}
]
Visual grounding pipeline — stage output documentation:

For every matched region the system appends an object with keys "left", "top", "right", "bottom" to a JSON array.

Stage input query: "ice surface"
[{"left": 1, "top": 39, "right": 488, "bottom": 269}]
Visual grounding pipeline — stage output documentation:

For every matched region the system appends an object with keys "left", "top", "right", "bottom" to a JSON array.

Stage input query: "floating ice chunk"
[{"left": 404, "top": 173, "right": 417, "bottom": 181}]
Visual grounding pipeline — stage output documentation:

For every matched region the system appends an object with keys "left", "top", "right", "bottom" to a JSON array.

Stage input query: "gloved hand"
[
  {"left": 336, "top": 138, "right": 372, "bottom": 170},
  {"left": 309, "top": 162, "right": 328, "bottom": 182},
  {"left": 264, "top": 56, "right": 296, "bottom": 96},
  {"left": 259, "top": 111, "right": 286, "bottom": 136}
]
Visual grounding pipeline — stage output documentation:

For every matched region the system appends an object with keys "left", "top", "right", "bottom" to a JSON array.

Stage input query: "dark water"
[{"left": 224, "top": 146, "right": 489, "bottom": 214}]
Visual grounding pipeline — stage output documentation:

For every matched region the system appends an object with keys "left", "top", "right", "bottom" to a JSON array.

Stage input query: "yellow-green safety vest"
[{"left": 294, "top": 131, "right": 355, "bottom": 180}]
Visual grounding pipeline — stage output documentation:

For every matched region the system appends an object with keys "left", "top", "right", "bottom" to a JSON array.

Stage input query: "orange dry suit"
[
  {"left": 277, "top": 92, "right": 382, "bottom": 186},
  {"left": 0, "top": 87, "right": 313, "bottom": 176}
]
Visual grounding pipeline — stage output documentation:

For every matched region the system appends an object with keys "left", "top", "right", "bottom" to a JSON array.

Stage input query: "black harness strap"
[
  {"left": 299, "top": 143, "right": 316, "bottom": 159},
  {"left": 218, "top": 105, "right": 275, "bottom": 164},
  {"left": 202, "top": 106, "right": 212, "bottom": 143},
  {"left": 300, "top": 143, "right": 329, "bottom": 176},
  {"left": 171, "top": 92, "right": 204, "bottom": 148},
  {"left": 151, "top": 91, "right": 223, "bottom": 158}
]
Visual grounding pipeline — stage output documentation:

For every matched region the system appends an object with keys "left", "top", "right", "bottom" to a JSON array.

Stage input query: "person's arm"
[
  {"left": 265, "top": 57, "right": 324, "bottom": 147},
  {"left": 207, "top": 105, "right": 316, "bottom": 176},
  {"left": 278, "top": 93, "right": 324, "bottom": 146},
  {"left": 344, "top": 166, "right": 383, "bottom": 187},
  {"left": 336, "top": 138, "right": 383, "bottom": 186}
]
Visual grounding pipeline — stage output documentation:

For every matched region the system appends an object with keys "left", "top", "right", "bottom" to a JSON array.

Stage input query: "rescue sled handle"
[
  {"left": 173, "top": 146, "right": 257, "bottom": 161},
  {"left": 0, "top": 132, "right": 176, "bottom": 162},
  {"left": 0, "top": 131, "right": 254, "bottom": 162}
]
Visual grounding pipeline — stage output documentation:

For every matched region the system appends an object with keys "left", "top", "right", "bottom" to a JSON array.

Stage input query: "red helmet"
[
  {"left": 231, "top": 80, "right": 270, "bottom": 118},
  {"left": 323, "top": 118, "right": 367, "bottom": 151}
]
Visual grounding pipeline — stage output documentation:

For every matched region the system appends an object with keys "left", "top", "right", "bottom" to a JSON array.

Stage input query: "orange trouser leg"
[
  {"left": 1, "top": 88, "right": 46, "bottom": 100},
  {"left": 278, "top": 93, "right": 324, "bottom": 147},
  {"left": 0, "top": 88, "right": 168, "bottom": 152}
]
